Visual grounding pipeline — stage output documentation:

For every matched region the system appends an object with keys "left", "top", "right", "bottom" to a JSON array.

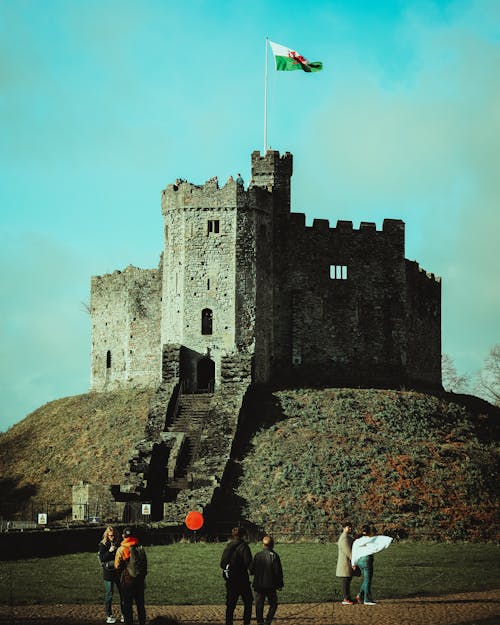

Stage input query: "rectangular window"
[
  {"left": 330, "top": 265, "right": 348, "bottom": 280},
  {"left": 208, "top": 219, "right": 220, "bottom": 234}
]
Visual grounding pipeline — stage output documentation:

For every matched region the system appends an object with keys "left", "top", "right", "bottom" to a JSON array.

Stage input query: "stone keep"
[{"left": 90, "top": 150, "right": 441, "bottom": 393}]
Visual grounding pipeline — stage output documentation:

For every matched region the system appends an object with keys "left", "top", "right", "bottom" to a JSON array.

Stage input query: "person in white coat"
[
  {"left": 352, "top": 524, "right": 393, "bottom": 605},
  {"left": 335, "top": 520, "right": 355, "bottom": 605}
]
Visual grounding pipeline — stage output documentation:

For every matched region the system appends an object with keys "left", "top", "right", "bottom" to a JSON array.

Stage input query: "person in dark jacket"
[
  {"left": 220, "top": 527, "right": 253, "bottom": 625},
  {"left": 249, "top": 535, "right": 283, "bottom": 625},
  {"left": 98, "top": 525, "right": 122, "bottom": 624},
  {"left": 114, "top": 527, "right": 147, "bottom": 625}
]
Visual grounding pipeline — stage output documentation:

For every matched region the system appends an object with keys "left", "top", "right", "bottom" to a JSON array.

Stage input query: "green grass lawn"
[{"left": 1, "top": 541, "right": 499, "bottom": 605}]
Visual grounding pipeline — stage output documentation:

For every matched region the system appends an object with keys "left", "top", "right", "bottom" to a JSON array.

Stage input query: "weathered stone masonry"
[
  {"left": 90, "top": 266, "right": 162, "bottom": 391},
  {"left": 89, "top": 149, "right": 441, "bottom": 519}
]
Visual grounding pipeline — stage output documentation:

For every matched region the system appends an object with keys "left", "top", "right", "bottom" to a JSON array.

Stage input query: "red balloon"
[{"left": 185, "top": 510, "right": 204, "bottom": 531}]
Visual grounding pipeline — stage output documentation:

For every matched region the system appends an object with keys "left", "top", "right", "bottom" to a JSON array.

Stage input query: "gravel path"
[{"left": 0, "top": 589, "right": 498, "bottom": 625}]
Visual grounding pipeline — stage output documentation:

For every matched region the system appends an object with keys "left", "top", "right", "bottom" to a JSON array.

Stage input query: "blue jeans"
[
  {"left": 104, "top": 578, "right": 121, "bottom": 617},
  {"left": 357, "top": 555, "right": 374, "bottom": 603}
]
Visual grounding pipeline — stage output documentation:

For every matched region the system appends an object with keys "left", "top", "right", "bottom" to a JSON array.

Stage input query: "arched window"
[
  {"left": 106, "top": 350, "right": 111, "bottom": 369},
  {"left": 201, "top": 308, "right": 213, "bottom": 335}
]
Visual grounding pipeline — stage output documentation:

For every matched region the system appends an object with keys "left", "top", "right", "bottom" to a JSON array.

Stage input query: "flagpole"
[{"left": 264, "top": 36, "right": 269, "bottom": 154}]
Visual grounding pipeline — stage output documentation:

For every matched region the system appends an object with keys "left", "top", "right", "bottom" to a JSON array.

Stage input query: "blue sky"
[{"left": 1, "top": 0, "right": 499, "bottom": 430}]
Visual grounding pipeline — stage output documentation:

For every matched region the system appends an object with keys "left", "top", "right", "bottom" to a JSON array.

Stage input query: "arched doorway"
[{"left": 197, "top": 357, "right": 215, "bottom": 392}]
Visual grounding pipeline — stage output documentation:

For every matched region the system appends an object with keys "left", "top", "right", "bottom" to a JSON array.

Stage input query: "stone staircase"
[
  {"left": 117, "top": 350, "right": 253, "bottom": 522},
  {"left": 167, "top": 393, "right": 214, "bottom": 492}
]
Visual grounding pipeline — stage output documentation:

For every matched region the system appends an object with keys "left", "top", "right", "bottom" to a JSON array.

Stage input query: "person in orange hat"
[{"left": 115, "top": 527, "right": 147, "bottom": 625}]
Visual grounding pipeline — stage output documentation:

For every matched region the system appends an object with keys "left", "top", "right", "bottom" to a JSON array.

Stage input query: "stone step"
[
  {"left": 164, "top": 392, "right": 215, "bottom": 497},
  {"left": 170, "top": 478, "right": 189, "bottom": 489},
  {"left": 170, "top": 419, "right": 205, "bottom": 431},
  {"left": 175, "top": 419, "right": 207, "bottom": 425},
  {"left": 182, "top": 393, "right": 214, "bottom": 399}
]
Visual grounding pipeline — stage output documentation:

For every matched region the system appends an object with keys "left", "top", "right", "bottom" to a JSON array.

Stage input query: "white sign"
[
  {"left": 141, "top": 504, "right": 151, "bottom": 516},
  {"left": 37, "top": 513, "right": 47, "bottom": 525}
]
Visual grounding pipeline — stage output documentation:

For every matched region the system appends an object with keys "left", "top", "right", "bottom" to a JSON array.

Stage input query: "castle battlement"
[
  {"left": 90, "top": 148, "right": 441, "bottom": 397},
  {"left": 161, "top": 176, "right": 241, "bottom": 214},
  {"left": 406, "top": 259, "right": 441, "bottom": 284},
  {"left": 251, "top": 149, "right": 293, "bottom": 178},
  {"left": 92, "top": 264, "right": 157, "bottom": 285},
  {"left": 288, "top": 213, "right": 405, "bottom": 236}
]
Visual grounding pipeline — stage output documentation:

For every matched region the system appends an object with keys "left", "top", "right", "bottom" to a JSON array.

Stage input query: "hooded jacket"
[
  {"left": 220, "top": 539, "right": 252, "bottom": 586},
  {"left": 114, "top": 535, "right": 145, "bottom": 585}
]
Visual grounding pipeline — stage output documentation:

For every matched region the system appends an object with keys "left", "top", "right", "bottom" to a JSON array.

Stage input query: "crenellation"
[
  {"left": 312, "top": 218, "right": 330, "bottom": 231},
  {"left": 289, "top": 212, "right": 306, "bottom": 227},
  {"left": 383, "top": 218, "right": 404, "bottom": 230},
  {"left": 251, "top": 149, "right": 293, "bottom": 179},
  {"left": 161, "top": 177, "right": 238, "bottom": 215},
  {"left": 406, "top": 259, "right": 441, "bottom": 284},
  {"left": 336, "top": 220, "right": 354, "bottom": 231}
]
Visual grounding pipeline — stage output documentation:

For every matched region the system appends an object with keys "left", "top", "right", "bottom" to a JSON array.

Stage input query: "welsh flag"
[{"left": 269, "top": 40, "right": 323, "bottom": 73}]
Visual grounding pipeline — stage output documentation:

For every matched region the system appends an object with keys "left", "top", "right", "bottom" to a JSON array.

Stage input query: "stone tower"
[
  {"left": 90, "top": 148, "right": 441, "bottom": 394},
  {"left": 158, "top": 150, "right": 293, "bottom": 392}
]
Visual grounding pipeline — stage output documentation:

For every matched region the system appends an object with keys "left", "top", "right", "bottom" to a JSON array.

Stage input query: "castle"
[
  {"left": 91, "top": 150, "right": 441, "bottom": 393},
  {"left": 89, "top": 150, "right": 441, "bottom": 519}
]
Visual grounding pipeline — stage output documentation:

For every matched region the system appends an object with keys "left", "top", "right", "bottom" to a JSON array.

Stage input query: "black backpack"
[{"left": 127, "top": 544, "right": 147, "bottom": 578}]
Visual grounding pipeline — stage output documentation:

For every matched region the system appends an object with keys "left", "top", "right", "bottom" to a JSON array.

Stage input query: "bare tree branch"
[
  {"left": 475, "top": 344, "right": 500, "bottom": 406},
  {"left": 442, "top": 354, "right": 469, "bottom": 393}
]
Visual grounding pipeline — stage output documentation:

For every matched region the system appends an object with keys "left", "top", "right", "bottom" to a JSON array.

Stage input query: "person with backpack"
[
  {"left": 98, "top": 526, "right": 123, "bottom": 624},
  {"left": 220, "top": 527, "right": 253, "bottom": 625},
  {"left": 114, "top": 527, "right": 148, "bottom": 625},
  {"left": 249, "top": 535, "right": 283, "bottom": 625}
]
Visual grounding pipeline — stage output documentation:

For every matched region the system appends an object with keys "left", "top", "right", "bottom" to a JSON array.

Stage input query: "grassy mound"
[
  {"left": 0, "top": 388, "right": 154, "bottom": 513},
  {"left": 236, "top": 389, "right": 499, "bottom": 541}
]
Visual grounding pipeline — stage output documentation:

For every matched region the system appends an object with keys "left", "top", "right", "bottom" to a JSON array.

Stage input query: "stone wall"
[
  {"left": 90, "top": 265, "right": 162, "bottom": 391},
  {"left": 272, "top": 216, "right": 420, "bottom": 387},
  {"left": 405, "top": 260, "right": 442, "bottom": 386},
  {"left": 160, "top": 178, "right": 240, "bottom": 389},
  {"left": 72, "top": 482, "right": 122, "bottom": 521},
  {"left": 251, "top": 149, "right": 293, "bottom": 214}
]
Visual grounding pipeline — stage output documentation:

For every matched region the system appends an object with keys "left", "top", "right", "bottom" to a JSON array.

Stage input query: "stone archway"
[{"left": 197, "top": 357, "right": 215, "bottom": 392}]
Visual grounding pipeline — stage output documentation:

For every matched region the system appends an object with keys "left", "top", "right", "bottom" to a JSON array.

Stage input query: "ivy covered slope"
[
  {"left": 236, "top": 389, "right": 499, "bottom": 541},
  {"left": 0, "top": 388, "right": 154, "bottom": 508}
]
